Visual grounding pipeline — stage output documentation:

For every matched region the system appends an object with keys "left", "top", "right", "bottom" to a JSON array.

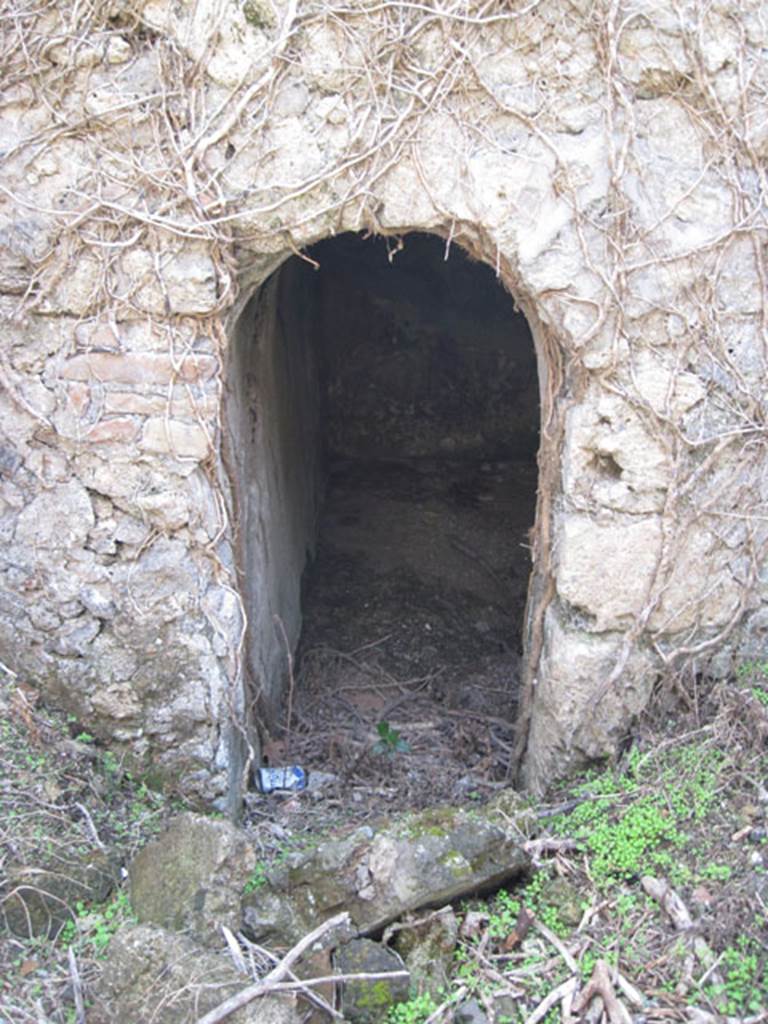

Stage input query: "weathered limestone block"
[
  {"left": 140, "top": 417, "right": 212, "bottom": 459},
  {"left": 557, "top": 511, "right": 744, "bottom": 638},
  {"left": 103, "top": 388, "right": 217, "bottom": 420},
  {"left": 111, "top": 536, "right": 202, "bottom": 617},
  {"left": 14, "top": 479, "right": 94, "bottom": 553},
  {"left": 40, "top": 254, "right": 103, "bottom": 316},
  {"left": 557, "top": 513, "right": 663, "bottom": 630},
  {"left": 133, "top": 488, "right": 191, "bottom": 530},
  {"left": 563, "top": 399, "right": 670, "bottom": 514},
  {"left": 0, "top": 220, "right": 52, "bottom": 294},
  {"left": 649, "top": 525, "right": 744, "bottom": 633},
  {"left": 142, "top": 0, "right": 274, "bottom": 88},
  {"left": 523, "top": 605, "right": 656, "bottom": 791},
  {"left": 129, "top": 813, "right": 255, "bottom": 946},
  {"left": 59, "top": 351, "right": 217, "bottom": 386},
  {"left": 243, "top": 804, "right": 529, "bottom": 947},
  {"left": 49, "top": 616, "right": 101, "bottom": 658},
  {"left": 82, "top": 417, "right": 141, "bottom": 445},
  {"left": 95, "top": 924, "right": 301, "bottom": 1024},
  {"left": 91, "top": 683, "right": 143, "bottom": 721},
  {"left": 119, "top": 247, "right": 220, "bottom": 315}
]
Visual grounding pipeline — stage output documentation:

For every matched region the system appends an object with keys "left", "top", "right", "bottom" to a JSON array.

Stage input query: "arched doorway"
[{"left": 226, "top": 232, "right": 540, "bottom": 803}]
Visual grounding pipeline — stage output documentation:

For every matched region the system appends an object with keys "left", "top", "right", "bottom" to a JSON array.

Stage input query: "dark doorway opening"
[{"left": 233, "top": 232, "right": 539, "bottom": 815}]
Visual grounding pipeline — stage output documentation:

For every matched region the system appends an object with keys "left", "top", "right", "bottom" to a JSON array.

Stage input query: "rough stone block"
[
  {"left": 134, "top": 489, "right": 190, "bottom": 530},
  {"left": 1, "top": 851, "right": 117, "bottom": 939},
  {"left": 49, "top": 616, "right": 101, "bottom": 657},
  {"left": 243, "top": 803, "right": 529, "bottom": 946},
  {"left": 140, "top": 417, "right": 211, "bottom": 459},
  {"left": 649, "top": 526, "right": 743, "bottom": 632},
  {"left": 120, "top": 247, "right": 220, "bottom": 315},
  {"left": 393, "top": 906, "right": 458, "bottom": 998},
  {"left": 95, "top": 923, "right": 301, "bottom": 1024},
  {"left": 14, "top": 479, "right": 94, "bottom": 551},
  {"left": 129, "top": 812, "right": 255, "bottom": 946},
  {"left": 86, "top": 417, "right": 140, "bottom": 445},
  {"left": 59, "top": 352, "right": 217, "bottom": 386},
  {"left": 335, "top": 938, "right": 410, "bottom": 1023},
  {"left": 104, "top": 389, "right": 216, "bottom": 419},
  {"left": 91, "top": 683, "right": 142, "bottom": 721},
  {"left": 562, "top": 394, "right": 670, "bottom": 514},
  {"left": 557, "top": 513, "right": 663, "bottom": 630},
  {"left": 523, "top": 605, "right": 656, "bottom": 793}
]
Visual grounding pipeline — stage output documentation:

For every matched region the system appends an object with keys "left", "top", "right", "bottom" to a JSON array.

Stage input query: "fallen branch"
[
  {"left": 532, "top": 918, "right": 579, "bottom": 974},
  {"left": 241, "top": 937, "right": 343, "bottom": 1020},
  {"left": 263, "top": 970, "right": 411, "bottom": 992},
  {"left": 523, "top": 837, "right": 579, "bottom": 858},
  {"left": 382, "top": 905, "right": 454, "bottom": 945},
  {"left": 615, "top": 971, "right": 645, "bottom": 1009},
  {"left": 641, "top": 876, "right": 693, "bottom": 930},
  {"left": 642, "top": 876, "right": 726, "bottom": 1006},
  {"left": 424, "top": 984, "right": 467, "bottom": 1024},
  {"left": 67, "top": 946, "right": 86, "bottom": 1024},
  {"left": 524, "top": 975, "right": 578, "bottom": 1024},
  {"left": 574, "top": 959, "right": 632, "bottom": 1024},
  {"left": 221, "top": 925, "right": 248, "bottom": 975},
  {"left": 195, "top": 912, "right": 352, "bottom": 1024}
]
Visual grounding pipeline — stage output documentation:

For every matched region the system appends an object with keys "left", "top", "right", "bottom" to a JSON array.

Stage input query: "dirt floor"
[{"left": 252, "top": 453, "right": 537, "bottom": 826}]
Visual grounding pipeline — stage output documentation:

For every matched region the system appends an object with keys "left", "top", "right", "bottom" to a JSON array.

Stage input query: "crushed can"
[{"left": 256, "top": 765, "right": 308, "bottom": 794}]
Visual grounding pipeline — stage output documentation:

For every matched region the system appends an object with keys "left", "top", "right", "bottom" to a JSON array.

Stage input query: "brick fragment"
[
  {"left": 104, "top": 391, "right": 217, "bottom": 419},
  {"left": 140, "top": 418, "right": 211, "bottom": 459},
  {"left": 60, "top": 352, "right": 217, "bottom": 386},
  {"left": 86, "top": 417, "right": 140, "bottom": 444}
]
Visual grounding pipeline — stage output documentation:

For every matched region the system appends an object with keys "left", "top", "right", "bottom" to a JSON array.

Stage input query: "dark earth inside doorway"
[{"left": 259, "top": 234, "right": 540, "bottom": 825}]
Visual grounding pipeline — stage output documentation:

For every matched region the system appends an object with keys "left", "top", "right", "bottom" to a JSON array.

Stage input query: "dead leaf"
[
  {"left": 501, "top": 906, "right": 534, "bottom": 952},
  {"left": 347, "top": 689, "right": 387, "bottom": 715},
  {"left": 20, "top": 959, "right": 39, "bottom": 976},
  {"left": 691, "top": 886, "right": 712, "bottom": 906},
  {"left": 262, "top": 738, "right": 287, "bottom": 764}
]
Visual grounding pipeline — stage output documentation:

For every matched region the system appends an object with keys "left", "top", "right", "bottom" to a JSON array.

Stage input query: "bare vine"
[{"left": 1, "top": 0, "right": 766, "bottom": 793}]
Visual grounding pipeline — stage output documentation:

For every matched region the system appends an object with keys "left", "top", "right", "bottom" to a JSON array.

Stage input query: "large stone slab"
[
  {"left": 243, "top": 801, "right": 530, "bottom": 947},
  {"left": 129, "top": 812, "right": 255, "bottom": 946}
]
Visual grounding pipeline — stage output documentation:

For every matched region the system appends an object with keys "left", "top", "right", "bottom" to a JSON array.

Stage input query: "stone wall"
[
  {"left": 0, "top": 0, "right": 766, "bottom": 807},
  {"left": 226, "top": 258, "right": 322, "bottom": 727}
]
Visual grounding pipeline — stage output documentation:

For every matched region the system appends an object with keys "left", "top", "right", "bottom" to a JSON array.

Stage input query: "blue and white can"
[{"left": 257, "top": 765, "right": 308, "bottom": 793}]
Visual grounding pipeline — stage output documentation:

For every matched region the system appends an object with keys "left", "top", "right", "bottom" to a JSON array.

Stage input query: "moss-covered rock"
[
  {"left": 539, "top": 875, "right": 583, "bottom": 927},
  {"left": 1, "top": 849, "right": 117, "bottom": 938},
  {"left": 394, "top": 906, "right": 458, "bottom": 998},
  {"left": 242, "top": 802, "right": 529, "bottom": 946},
  {"left": 94, "top": 923, "right": 301, "bottom": 1024},
  {"left": 129, "top": 812, "right": 255, "bottom": 946},
  {"left": 334, "top": 938, "right": 410, "bottom": 1023}
]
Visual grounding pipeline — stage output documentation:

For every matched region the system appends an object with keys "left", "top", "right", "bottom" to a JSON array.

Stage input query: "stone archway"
[{"left": 225, "top": 232, "right": 542, "bottom": 783}]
